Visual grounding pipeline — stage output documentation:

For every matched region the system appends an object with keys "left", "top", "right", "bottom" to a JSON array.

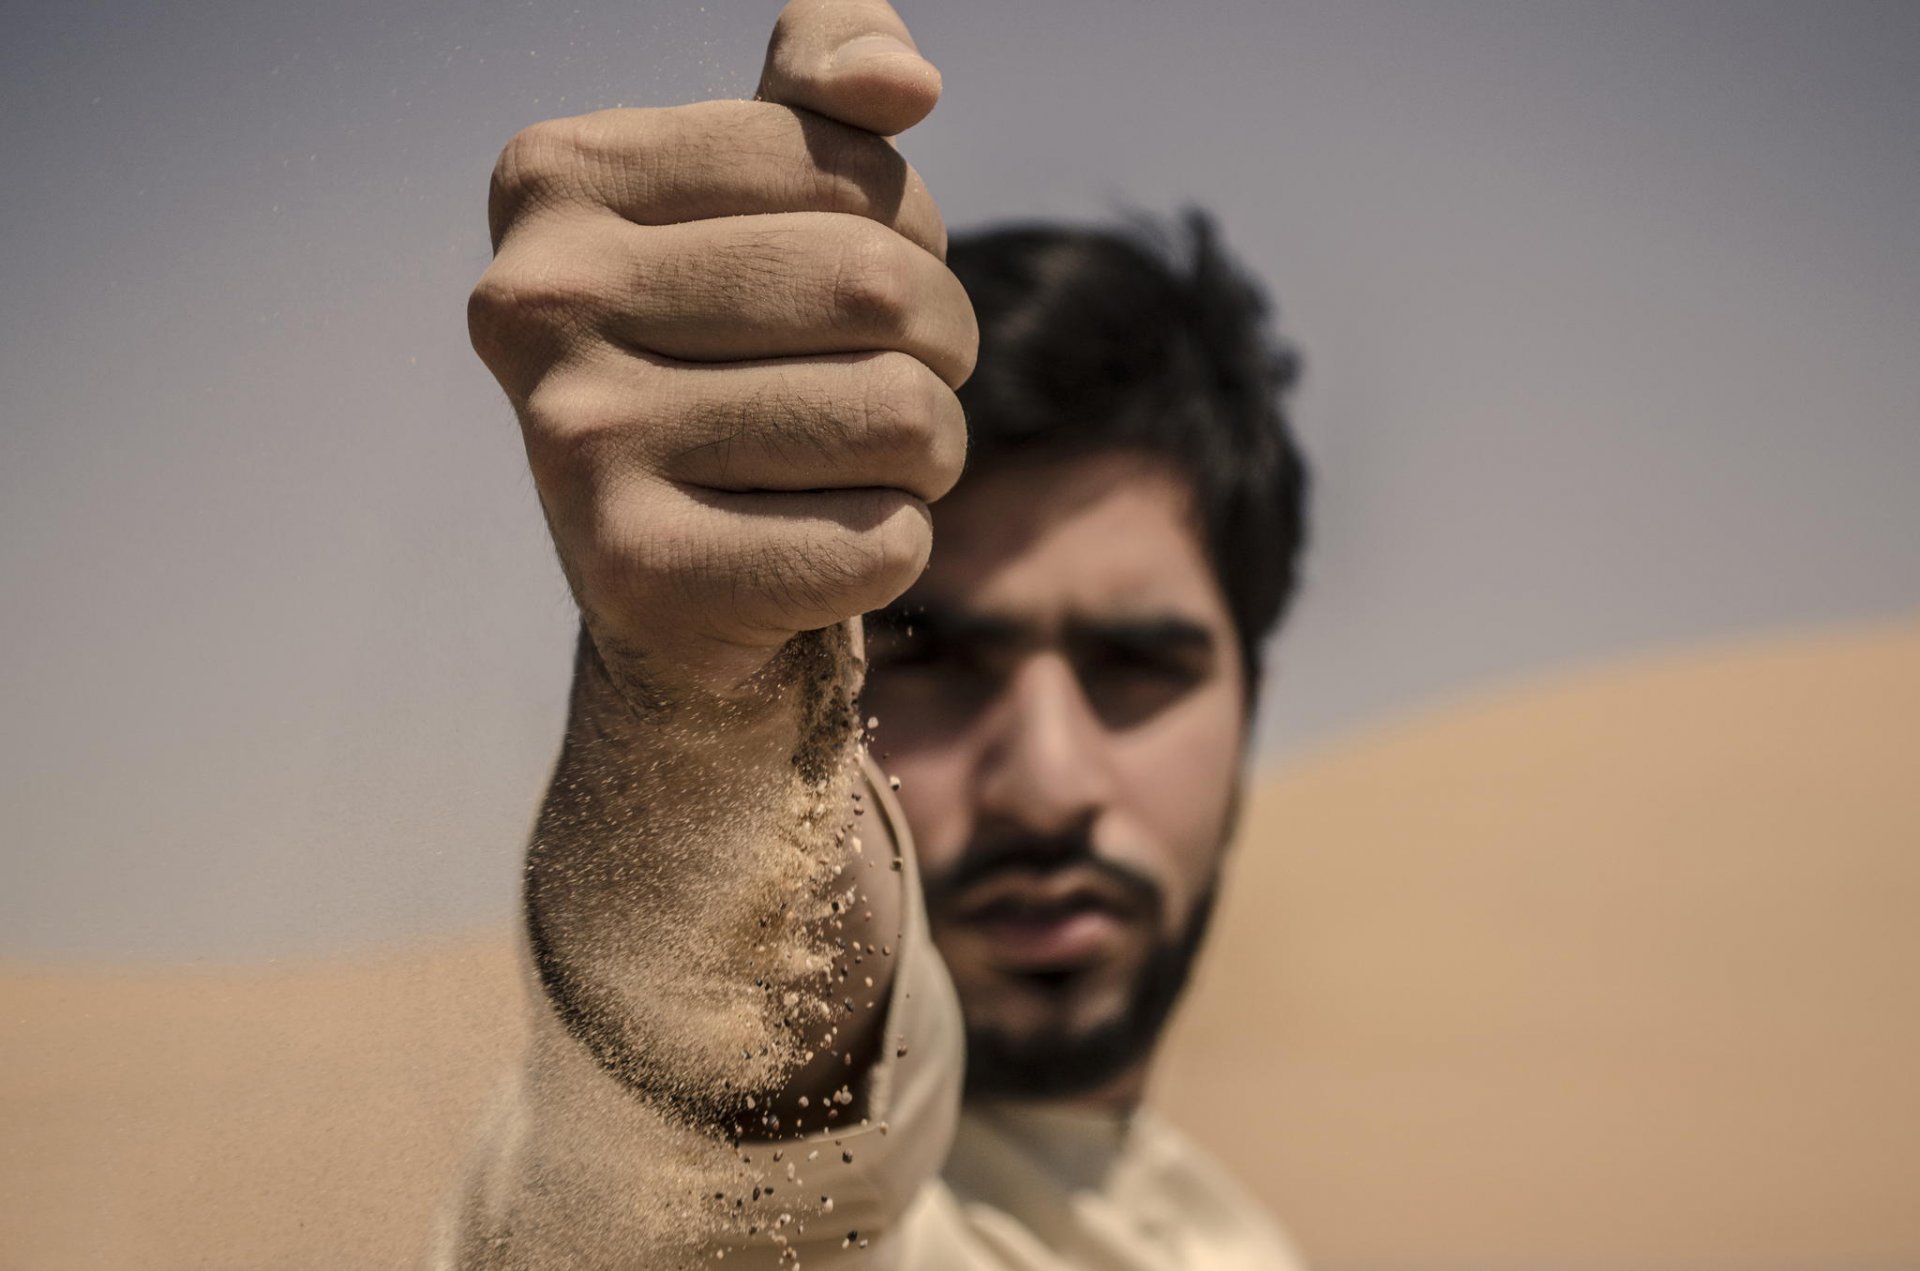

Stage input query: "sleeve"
[{"left": 431, "top": 753, "right": 965, "bottom": 1271}]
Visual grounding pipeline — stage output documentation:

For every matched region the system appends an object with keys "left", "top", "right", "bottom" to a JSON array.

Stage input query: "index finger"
[
  {"left": 486, "top": 102, "right": 947, "bottom": 259},
  {"left": 756, "top": 0, "right": 942, "bottom": 137}
]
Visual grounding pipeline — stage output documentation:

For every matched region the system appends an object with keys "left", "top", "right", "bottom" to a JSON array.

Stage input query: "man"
[{"left": 443, "top": 2, "right": 1309, "bottom": 1266}]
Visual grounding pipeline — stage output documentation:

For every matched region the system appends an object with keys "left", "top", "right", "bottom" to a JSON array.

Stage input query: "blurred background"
[{"left": 3, "top": 2, "right": 1916, "bottom": 1268}]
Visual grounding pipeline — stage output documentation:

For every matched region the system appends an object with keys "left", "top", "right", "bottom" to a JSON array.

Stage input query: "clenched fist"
[{"left": 469, "top": 0, "right": 976, "bottom": 698}]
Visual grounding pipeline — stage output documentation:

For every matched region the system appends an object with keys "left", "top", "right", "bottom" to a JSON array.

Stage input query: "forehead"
[{"left": 913, "top": 449, "right": 1228, "bottom": 624}]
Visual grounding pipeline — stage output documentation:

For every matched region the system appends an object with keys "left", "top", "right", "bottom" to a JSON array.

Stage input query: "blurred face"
[{"left": 863, "top": 449, "right": 1247, "bottom": 1103}]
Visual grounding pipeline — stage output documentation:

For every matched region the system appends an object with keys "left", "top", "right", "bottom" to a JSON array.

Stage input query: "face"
[{"left": 862, "top": 449, "right": 1248, "bottom": 1102}]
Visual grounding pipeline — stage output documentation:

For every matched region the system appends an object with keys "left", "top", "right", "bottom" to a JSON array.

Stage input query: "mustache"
[{"left": 921, "top": 832, "right": 1164, "bottom": 925}]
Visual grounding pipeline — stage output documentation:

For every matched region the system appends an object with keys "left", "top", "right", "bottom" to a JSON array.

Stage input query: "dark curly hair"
[{"left": 946, "top": 210, "right": 1310, "bottom": 697}]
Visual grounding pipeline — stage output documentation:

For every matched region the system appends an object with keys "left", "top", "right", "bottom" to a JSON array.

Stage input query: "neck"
[
  {"left": 1071, "top": 1060, "right": 1149, "bottom": 1115},
  {"left": 970, "top": 1057, "right": 1151, "bottom": 1119}
]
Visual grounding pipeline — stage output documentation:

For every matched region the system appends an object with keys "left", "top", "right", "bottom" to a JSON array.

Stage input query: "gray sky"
[{"left": 4, "top": 1, "right": 1917, "bottom": 960}]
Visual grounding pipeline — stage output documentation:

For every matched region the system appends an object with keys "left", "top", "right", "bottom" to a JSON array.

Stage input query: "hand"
[{"left": 469, "top": 0, "right": 975, "bottom": 698}]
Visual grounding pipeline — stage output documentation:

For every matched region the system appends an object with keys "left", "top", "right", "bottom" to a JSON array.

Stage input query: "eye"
[
  {"left": 1076, "top": 639, "right": 1212, "bottom": 728},
  {"left": 863, "top": 625, "right": 1002, "bottom": 734},
  {"left": 867, "top": 625, "right": 963, "bottom": 673},
  {"left": 1101, "top": 643, "right": 1204, "bottom": 680}
]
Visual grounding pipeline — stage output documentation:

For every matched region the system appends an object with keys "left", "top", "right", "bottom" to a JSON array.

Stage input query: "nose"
[{"left": 972, "top": 652, "right": 1120, "bottom": 841}]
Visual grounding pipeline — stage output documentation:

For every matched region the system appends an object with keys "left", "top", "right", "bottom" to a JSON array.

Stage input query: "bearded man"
[{"left": 443, "top": 3, "right": 1310, "bottom": 1267}]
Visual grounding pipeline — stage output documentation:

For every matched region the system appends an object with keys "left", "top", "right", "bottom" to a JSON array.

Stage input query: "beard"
[{"left": 923, "top": 833, "right": 1222, "bottom": 1102}]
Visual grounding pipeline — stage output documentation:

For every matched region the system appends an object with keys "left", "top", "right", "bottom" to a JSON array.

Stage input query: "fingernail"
[{"left": 832, "top": 33, "right": 918, "bottom": 71}]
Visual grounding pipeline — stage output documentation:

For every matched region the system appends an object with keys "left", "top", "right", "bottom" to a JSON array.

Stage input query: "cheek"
[{"left": 1111, "top": 683, "right": 1243, "bottom": 908}]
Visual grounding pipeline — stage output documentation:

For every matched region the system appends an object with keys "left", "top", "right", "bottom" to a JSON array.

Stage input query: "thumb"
[{"left": 756, "top": 0, "right": 942, "bottom": 137}]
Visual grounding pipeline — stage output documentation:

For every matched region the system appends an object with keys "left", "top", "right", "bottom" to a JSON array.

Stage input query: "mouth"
[{"left": 947, "top": 870, "right": 1145, "bottom": 972}]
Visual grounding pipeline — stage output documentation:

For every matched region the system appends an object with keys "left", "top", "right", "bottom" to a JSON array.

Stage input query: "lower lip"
[{"left": 972, "top": 909, "right": 1126, "bottom": 968}]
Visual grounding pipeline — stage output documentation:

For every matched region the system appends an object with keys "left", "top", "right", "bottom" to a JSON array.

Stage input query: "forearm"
[
  {"left": 439, "top": 623, "right": 905, "bottom": 1267},
  {"left": 526, "top": 622, "right": 886, "bottom": 1124}
]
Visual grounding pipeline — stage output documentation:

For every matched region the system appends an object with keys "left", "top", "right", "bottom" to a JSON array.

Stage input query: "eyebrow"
[
  {"left": 869, "top": 603, "right": 1026, "bottom": 651},
  {"left": 1073, "top": 615, "right": 1218, "bottom": 660},
  {"left": 869, "top": 603, "right": 1218, "bottom": 660}
]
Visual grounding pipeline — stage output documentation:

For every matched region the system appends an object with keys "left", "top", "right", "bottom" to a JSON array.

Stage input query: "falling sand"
[{"left": 441, "top": 620, "right": 889, "bottom": 1268}]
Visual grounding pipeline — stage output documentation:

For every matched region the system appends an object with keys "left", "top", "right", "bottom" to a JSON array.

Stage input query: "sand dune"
[
  {"left": 1156, "top": 617, "right": 1920, "bottom": 1269},
  {"left": 5, "top": 618, "right": 1917, "bottom": 1269}
]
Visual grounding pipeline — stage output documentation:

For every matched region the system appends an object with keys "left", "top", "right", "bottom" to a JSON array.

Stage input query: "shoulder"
[
  {"left": 895, "top": 1179, "right": 1048, "bottom": 1271},
  {"left": 1126, "top": 1110, "right": 1313, "bottom": 1269}
]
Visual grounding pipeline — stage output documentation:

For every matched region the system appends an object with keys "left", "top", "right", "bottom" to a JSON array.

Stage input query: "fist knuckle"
[
  {"left": 469, "top": 262, "right": 577, "bottom": 381},
  {"left": 860, "top": 355, "right": 939, "bottom": 482},
  {"left": 771, "top": 560, "right": 843, "bottom": 629},
  {"left": 466, "top": 268, "right": 515, "bottom": 365},
  {"left": 846, "top": 492, "right": 932, "bottom": 601},
  {"left": 492, "top": 117, "right": 582, "bottom": 216},
  {"left": 923, "top": 384, "right": 967, "bottom": 499},
  {"left": 471, "top": 250, "right": 602, "bottom": 345},
  {"left": 869, "top": 497, "right": 935, "bottom": 593},
  {"left": 521, "top": 377, "right": 619, "bottom": 464},
  {"left": 922, "top": 190, "right": 950, "bottom": 262},
  {"left": 753, "top": 493, "right": 926, "bottom": 630},
  {"left": 820, "top": 534, "right": 890, "bottom": 613},
  {"left": 831, "top": 223, "right": 914, "bottom": 338},
  {"left": 948, "top": 283, "right": 982, "bottom": 385}
]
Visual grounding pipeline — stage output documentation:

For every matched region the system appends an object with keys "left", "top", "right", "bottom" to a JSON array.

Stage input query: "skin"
[
  {"left": 468, "top": 0, "right": 967, "bottom": 1132},
  {"left": 865, "top": 451, "right": 1247, "bottom": 1113}
]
